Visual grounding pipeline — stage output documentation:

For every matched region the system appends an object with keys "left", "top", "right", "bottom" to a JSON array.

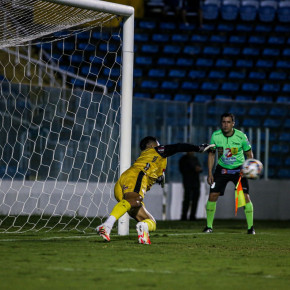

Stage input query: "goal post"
[{"left": 0, "top": 0, "right": 134, "bottom": 235}]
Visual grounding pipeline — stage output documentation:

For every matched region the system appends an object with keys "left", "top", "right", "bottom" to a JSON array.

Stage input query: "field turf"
[{"left": 0, "top": 219, "right": 290, "bottom": 290}]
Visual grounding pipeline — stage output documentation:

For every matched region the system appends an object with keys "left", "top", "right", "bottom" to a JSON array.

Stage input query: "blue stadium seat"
[
  {"left": 285, "top": 118, "right": 290, "bottom": 128},
  {"left": 202, "top": 0, "right": 220, "bottom": 20},
  {"left": 255, "top": 24, "right": 272, "bottom": 32},
  {"left": 78, "top": 43, "right": 95, "bottom": 52},
  {"left": 163, "top": 45, "right": 181, "bottom": 54},
  {"left": 139, "top": 20, "right": 156, "bottom": 29},
  {"left": 282, "top": 48, "right": 290, "bottom": 56},
  {"left": 141, "top": 44, "right": 159, "bottom": 54},
  {"left": 264, "top": 118, "right": 282, "bottom": 128},
  {"left": 229, "top": 106, "right": 247, "bottom": 116},
  {"left": 222, "top": 47, "right": 240, "bottom": 56},
  {"left": 236, "top": 24, "right": 253, "bottom": 32},
  {"left": 262, "top": 48, "right": 280, "bottom": 57},
  {"left": 171, "top": 34, "right": 189, "bottom": 42},
  {"left": 236, "top": 59, "right": 253, "bottom": 68},
  {"left": 242, "top": 118, "right": 261, "bottom": 127},
  {"left": 276, "top": 61, "right": 290, "bottom": 69},
  {"left": 255, "top": 96, "right": 273, "bottom": 102},
  {"left": 134, "top": 68, "right": 143, "bottom": 78},
  {"left": 221, "top": 82, "right": 239, "bottom": 91},
  {"left": 279, "top": 133, "right": 290, "bottom": 142},
  {"left": 285, "top": 157, "right": 290, "bottom": 166},
  {"left": 208, "top": 70, "right": 226, "bottom": 79},
  {"left": 168, "top": 69, "right": 187, "bottom": 78},
  {"left": 215, "top": 59, "right": 233, "bottom": 67},
  {"left": 99, "top": 43, "right": 118, "bottom": 52},
  {"left": 269, "top": 107, "right": 288, "bottom": 117},
  {"left": 135, "top": 33, "right": 149, "bottom": 42},
  {"left": 161, "top": 81, "right": 179, "bottom": 90},
  {"left": 148, "top": 69, "right": 166, "bottom": 78},
  {"left": 262, "top": 84, "right": 280, "bottom": 93},
  {"left": 228, "top": 71, "right": 246, "bottom": 79},
  {"left": 221, "top": 0, "right": 240, "bottom": 21},
  {"left": 217, "top": 23, "right": 234, "bottom": 32},
  {"left": 256, "top": 59, "right": 274, "bottom": 68},
  {"left": 103, "top": 67, "right": 120, "bottom": 77},
  {"left": 70, "top": 54, "right": 83, "bottom": 63},
  {"left": 271, "top": 144, "right": 289, "bottom": 154},
  {"left": 268, "top": 36, "right": 285, "bottom": 45},
  {"left": 242, "top": 47, "right": 260, "bottom": 56},
  {"left": 57, "top": 41, "right": 74, "bottom": 51},
  {"left": 157, "top": 57, "right": 175, "bottom": 66},
  {"left": 248, "top": 71, "right": 266, "bottom": 80},
  {"left": 141, "top": 80, "right": 159, "bottom": 89},
  {"left": 277, "top": 96, "right": 290, "bottom": 103},
  {"left": 242, "top": 83, "right": 260, "bottom": 92},
  {"left": 248, "top": 107, "right": 268, "bottom": 116},
  {"left": 188, "top": 70, "right": 207, "bottom": 79},
  {"left": 89, "top": 55, "right": 103, "bottom": 64},
  {"left": 176, "top": 58, "right": 194, "bottom": 67},
  {"left": 203, "top": 46, "right": 221, "bottom": 55},
  {"left": 201, "top": 82, "right": 219, "bottom": 91},
  {"left": 92, "top": 31, "right": 110, "bottom": 40},
  {"left": 174, "top": 94, "right": 192, "bottom": 102},
  {"left": 154, "top": 93, "right": 172, "bottom": 100},
  {"left": 136, "top": 56, "right": 153, "bottom": 66},
  {"left": 240, "top": 0, "right": 259, "bottom": 21},
  {"left": 248, "top": 36, "right": 266, "bottom": 44},
  {"left": 236, "top": 95, "right": 253, "bottom": 101},
  {"left": 282, "top": 84, "right": 290, "bottom": 93},
  {"left": 215, "top": 95, "right": 233, "bottom": 101},
  {"left": 181, "top": 81, "right": 199, "bottom": 90},
  {"left": 160, "top": 22, "right": 176, "bottom": 30},
  {"left": 277, "top": 169, "right": 290, "bottom": 179},
  {"left": 152, "top": 34, "right": 169, "bottom": 42},
  {"left": 196, "top": 58, "right": 214, "bottom": 67},
  {"left": 210, "top": 35, "right": 227, "bottom": 43},
  {"left": 191, "top": 34, "right": 208, "bottom": 42},
  {"left": 183, "top": 45, "right": 201, "bottom": 55},
  {"left": 200, "top": 23, "right": 216, "bottom": 31},
  {"left": 194, "top": 94, "right": 212, "bottom": 102},
  {"left": 134, "top": 92, "right": 151, "bottom": 98},
  {"left": 277, "top": 1, "right": 290, "bottom": 23},
  {"left": 229, "top": 35, "right": 246, "bottom": 44},
  {"left": 258, "top": 0, "right": 278, "bottom": 22}
]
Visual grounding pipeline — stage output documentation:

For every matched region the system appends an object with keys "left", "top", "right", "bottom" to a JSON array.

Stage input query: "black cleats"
[
  {"left": 203, "top": 226, "right": 213, "bottom": 233},
  {"left": 247, "top": 226, "right": 256, "bottom": 235}
]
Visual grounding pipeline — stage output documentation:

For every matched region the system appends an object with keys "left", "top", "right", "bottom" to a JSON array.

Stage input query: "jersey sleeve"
[
  {"left": 155, "top": 143, "right": 200, "bottom": 158},
  {"left": 209, "top": 134, "right": 217, "bottom": 152},
  {"left": 242, "top": 133, "right": 252, "bottom": 152}
]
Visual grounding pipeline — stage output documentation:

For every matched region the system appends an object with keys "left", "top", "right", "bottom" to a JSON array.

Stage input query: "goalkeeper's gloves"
[
  {"left": 198, "top": 143, "right": 215, "bottom": 153},
  {"left": 156, "top": 173, "right": 165, "bottom": 188}
]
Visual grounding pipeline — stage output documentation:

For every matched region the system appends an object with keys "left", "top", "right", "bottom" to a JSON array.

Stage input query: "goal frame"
[{"left": 45, "top": 0, "right": 134, "bottom": 235}]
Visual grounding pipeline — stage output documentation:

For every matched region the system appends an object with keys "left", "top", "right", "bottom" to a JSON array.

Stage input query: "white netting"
[{"left": 0, "top": 0, "right": 125, "bottom": 232}]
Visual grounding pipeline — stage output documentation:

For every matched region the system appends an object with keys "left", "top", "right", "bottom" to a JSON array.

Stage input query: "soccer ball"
[{"left": 242, "top": 159, "right": 263, "bottom": 179}]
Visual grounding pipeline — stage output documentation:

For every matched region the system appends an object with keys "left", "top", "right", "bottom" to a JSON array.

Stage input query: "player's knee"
[
  {"left": 124, "top": 193, "right": 143, "bottom": 208},
  {"left": 209, "top": 192, "right": 219, "bottom": 202}
]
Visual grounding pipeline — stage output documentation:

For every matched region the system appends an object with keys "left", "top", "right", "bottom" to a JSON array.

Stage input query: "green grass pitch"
[{"left": 0, "top": 219, "right": 290, "bottom": 290}]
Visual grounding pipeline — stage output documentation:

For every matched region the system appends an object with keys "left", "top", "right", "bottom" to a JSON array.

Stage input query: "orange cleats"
[
  {"left": 136, "top": 222, "right": 151, "bottom": 245},
  {"left": 96, "top": 225, "right": 111, "bottom": 242}
]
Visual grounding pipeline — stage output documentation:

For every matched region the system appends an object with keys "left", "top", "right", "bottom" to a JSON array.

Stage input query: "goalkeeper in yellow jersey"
[{"left": 96, "top": 136, "right": 213, "bottom": 244}]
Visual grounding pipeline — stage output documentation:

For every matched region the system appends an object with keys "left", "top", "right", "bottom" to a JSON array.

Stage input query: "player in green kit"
[{"left": 204, "top": 113, "right": 255, "bottom": 234}]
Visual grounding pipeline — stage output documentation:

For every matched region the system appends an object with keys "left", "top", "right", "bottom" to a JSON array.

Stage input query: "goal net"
[{"left": 0, "top": 0, "right": 134, "bottom": 233}]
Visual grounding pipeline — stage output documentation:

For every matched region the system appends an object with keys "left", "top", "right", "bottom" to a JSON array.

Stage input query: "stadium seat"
[
  {"left": 183, "top": 45, "right": 201, "bottom": 55},
  {"left": 276, "top": 61, "right": 290, "bottom": 69},
  {"left": 262, "top": 48, "right": 280, "bottom": 57},
  {"left": 264, "top": 118, "right": 282, "bottom": 128},
  {"left": 139, "top": 20, "right": 156, "bottom": 29},
  {"left": 201, "top": 82, "right": 219, "bottom": 91},
  {"left": 215, "top": 95, "right": 233, "bottom": 101},
  {"left": 229, "top": 35, "right": 246, "bottom": 44},
  {"left": 171, "top": 34, "right": 189, "bottom": 42},
  {"left": 208, "top": 70, "right": 226, "bottom": 79},
  {"left": 152, "top": 33, "right": 169, "bottom": 42},
  {"left": 221, "top": 82, "right": 239, "bottom": 91},
  {"left": 57, "top": 41, "right": 74, "bottom": 51},
  {"left": 194, "top": 94, "right": 212, "bottom": 103},
  {"left": 282, "top": 48, "right": 290, "bottom": 56},
  {"left": 217, "top": 23, "right": 234, "bottom": 32},
  {"left": 277, "top": 169, "right": 290, "bottom": 179},
  {"left": 160, "top": 22, "right": 176, "bottom": 30},
  {"left": 203, "top": 46, "right": 221, "bottom": 55},
  {"left": 248, "top": 107, "right": 268, "bottom": 116},
  {"left": 221, "top": 0, "right": 240, "bottom": 21},
  {"left": 228, "top": 71, "right": 246, "bottom": 79},
  {"left": 248, "top": 71, "right": 266, "bottom": 80},
  {"left": 188, "top": 70, "right": 207, "bottom": 79},
  {"left": 236, "top": 59, "right": 253, "bottom": 68},
  {"left": 242, "top": 47, "right": 260, "bottom": 56},
  {"left": 70, "top": 54, "right": 83, "bottom": 63},
  {"left": 248, "top": 36, "right": 266, "bottom": 44},
  {"left": 284, "top": 118, "right": 290, "bottom": 128},
  {"left": 136, "top": 56, "right": 152, "bottom": 66},
  {"left": 229, "top": 106, "right": 247, "bottom": 116},
  {"left": 202, "top": 0, "right": 220, "bottom": 20},
  {"left": 174, "top": 94, "right": 192, "bottom": 102},
  {"left": 176, "top": 58, "right": 194, "bottom": 67},
  {"left": 78, "top": 43, "right": 95, "bottom": 52},
  {"left": 285, "top": 157, "right": 290, "bottom": 166},
  {"left": 256, "top": 59, "right": 274, "bottom": 68},
  {"left": 240, "top": 0, "right": 259, "bottom": 21},
  {"left": 262, "top": 83, "right": 280, "bottom": 93},
  {"left": 134, "top": 68, "right": 143, "bottom": 78},
  {"left": 215, "top": 59, "right": 233, "bottom": 67},
  {"left": 236, "top": 95, "right": 253, "bottom": 101},
  {"left": 210, "top": 35, "right": 227, "bottom": 43},
  {"left": 277, "top": 1, "right": 290, "bottom": 23},
  {"left": 154, "top": 93, "right": 172, "bottom": 100},
  {"left": 141, "top": 44, "right": 159, "bottom": 54},
  {"left": 282, "top": 84, "right": 290, "bottom": 93},
  {"left": 134, "top": 92, "right": 151, "bottom": 98},
  {"left": 269, "top": 107, "right": 288, "bottom": 117},
  {"left": 271, "top": 144, "right": 289, "bottom": 154},
  {"left": 168, "top": 69, "right": 187, "bottom": 78},
  {"left": 242, "top": 118, "right": 261, "bottom": 127},
  {"left": 255, "top": 24, "right": 272, "bottom": 32},
  {"left": 222, "top": 47, "right": 240, "bottom": 56},
  {"left": 103, "top": 67, "right": 120, "bottom": 77},
  {"left": 242, "top": 83, "right": 260, "bottom": 92},
  {"left": 258, "top": 1, "right": 278, "bottom": 22},
  {"left": 163, "top": 45, "right": 181, "bottom": 54},
  {"left": 92, "top": 31, "right": 110, "bottom": 40},
  {"left": 161, "top": 81, "right": 179, "bottom": 90},
  {"left": 148, "top": 69, "right": 166, "bottom": 78},
  {"left": 191, "top": 34, "right": 208, "bottom": 42},
  {"left": 135, "top": 33, "right": 149, "bottom": 42},
  {"left": 277, "top": 96, "right": 290, "bottom": 103},
  {"left": 141, "top": 80, "right": 159, "bottom": 89},
  {"left": 196, "top": 58, "right": 214, "bottom": 67},
  {"left": 268, "top": 36, "right": 285, "bottom": 45},
  {"left": 279, "top": 133, "right": 290, "bottom": 142},
  {"left": 181, "top": 81, "right": 199, "bottom": 90},
  {"left": 99, "top": 43, "right": 117, "bottom": 52},
  {"left": 236, "top": 24, "right": 253, "bottom": 32},
  {"left": 255, "top": 96, "right": 273, "bottom": 102},
  {"left": 157, "top": 57, "right": 175, "bottom": 66}
]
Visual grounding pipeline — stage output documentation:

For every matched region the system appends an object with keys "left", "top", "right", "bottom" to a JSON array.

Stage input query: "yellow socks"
[
  {"left": 143, "top": 219, "right": 156, "bottom": 231},
  {"left": 110, "top": 199, "right": 131, "bottom": 220}
]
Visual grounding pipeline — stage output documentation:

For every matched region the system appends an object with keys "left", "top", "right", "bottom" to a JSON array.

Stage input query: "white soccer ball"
[{"left": 242, "top": 159, "right": 263, "bottom": 179}]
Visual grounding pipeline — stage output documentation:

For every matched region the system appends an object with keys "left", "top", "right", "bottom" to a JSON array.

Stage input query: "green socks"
[
  {"left": 206, "top": 201, "right": 216, "bottom": 229},
  {"left": 244, "top": 202, "right": 254, "bottom": 229}
]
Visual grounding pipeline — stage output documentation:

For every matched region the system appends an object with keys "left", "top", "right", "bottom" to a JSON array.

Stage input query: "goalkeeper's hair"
[
  {"left": 221, "top": 113, "right": 235, "bottom": 123},
  {"left": 140, "top": 136, "right": 158, "bottom": 151}
]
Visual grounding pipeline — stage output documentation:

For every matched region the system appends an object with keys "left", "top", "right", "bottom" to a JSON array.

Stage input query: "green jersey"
[{"left": 210, "top": 129, "right": 251, "bottom": 169}]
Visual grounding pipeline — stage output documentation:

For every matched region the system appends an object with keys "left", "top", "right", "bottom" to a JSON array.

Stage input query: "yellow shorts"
[{"left": 114, "top": 167, "right": 148, "bottom": 202}]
